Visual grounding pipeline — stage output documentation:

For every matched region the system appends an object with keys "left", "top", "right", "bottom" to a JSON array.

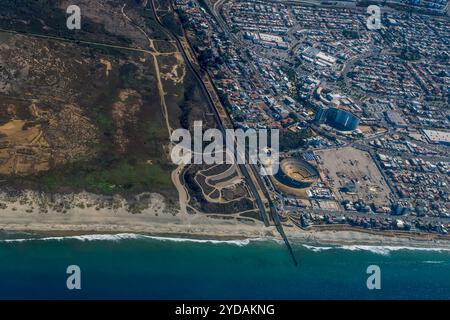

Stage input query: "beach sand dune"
[{"left": 0, "top": 190, "right": 449, "bottom": 250}]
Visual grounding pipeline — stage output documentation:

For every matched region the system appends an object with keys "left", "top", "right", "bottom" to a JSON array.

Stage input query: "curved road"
[
  {"left": 149, "top": 0, "right": 270, "bottom": 225},
  {"left": 149, "top": 0, "right": 298, "bottom": 265}
]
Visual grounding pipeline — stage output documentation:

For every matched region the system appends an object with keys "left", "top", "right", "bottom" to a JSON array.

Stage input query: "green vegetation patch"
[{"left": 29, "top": 159, "right": 172, "bottom": 195}]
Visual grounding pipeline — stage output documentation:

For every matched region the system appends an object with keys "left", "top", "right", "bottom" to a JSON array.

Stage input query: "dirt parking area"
[{"left": 315, "top": 147, "right": 393, "bottom": 206}]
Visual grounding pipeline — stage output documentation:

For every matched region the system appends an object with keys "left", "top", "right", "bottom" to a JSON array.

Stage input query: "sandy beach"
[{"left": 1, "top": 189, "right": 450, "bottom": 250}]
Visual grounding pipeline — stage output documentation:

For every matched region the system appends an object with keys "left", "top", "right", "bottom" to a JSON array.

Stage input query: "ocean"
[{"left": 0, "top": 233, "right": 449, "bottom": 299}]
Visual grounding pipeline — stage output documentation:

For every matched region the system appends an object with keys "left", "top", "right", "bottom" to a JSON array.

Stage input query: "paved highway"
[
  {"left": 152, "top": 0, "right": 298, "bottom": 264},
  {"left": 149, "top": 0, "right": 271, "bottom": 225}
]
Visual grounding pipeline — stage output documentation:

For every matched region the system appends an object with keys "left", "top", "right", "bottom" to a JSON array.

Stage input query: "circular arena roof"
[{"left": 274, "top": 158, "right": 319, "bottom": 189}]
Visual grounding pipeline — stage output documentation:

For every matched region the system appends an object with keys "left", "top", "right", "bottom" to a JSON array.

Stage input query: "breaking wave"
[
  {"left": 302, "top": 244, "right": 334, "bottom": 252},
  {"left": 338, "top": 245, "right": 450, "bottom": 255},
  {"left": 1, "top": 234, "right": 450, "bottom": 255},
  {"left": 300, "top": 244, "right": 450, "bottom": 256},
  {"left": 0, "top": 233, "right": 267, "bottom": 247}
]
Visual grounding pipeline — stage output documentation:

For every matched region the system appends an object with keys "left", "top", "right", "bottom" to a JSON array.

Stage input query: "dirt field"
[{"left": 315, "top": 147, "right": 393, "bottom": 206}]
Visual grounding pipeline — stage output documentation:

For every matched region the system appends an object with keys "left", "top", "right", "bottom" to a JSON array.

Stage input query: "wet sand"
[{"left": 0, "top": 190, "right": 450, "bottom": 249}]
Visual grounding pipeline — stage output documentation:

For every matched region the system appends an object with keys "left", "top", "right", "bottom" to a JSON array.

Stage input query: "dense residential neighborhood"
[{"left": 174, "top": 0, "right": 449, "bottom": 234}]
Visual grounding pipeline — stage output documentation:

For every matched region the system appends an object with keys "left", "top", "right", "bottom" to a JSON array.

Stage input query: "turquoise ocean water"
[{"left": 0, "top": 233, "right": 449, "bottom": 299}]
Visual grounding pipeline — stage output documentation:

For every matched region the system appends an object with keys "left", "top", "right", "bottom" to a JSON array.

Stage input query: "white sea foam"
[
  {"left": 302, "top": 244, "right": 334, "bottom": 252},
  {"left": 337, "top": 245, "right": 450, "bottom": 256},
  {"left": 298, "top": 243, "right": 450, "bottom": 255},
  {"left": 0, "top": 233, "right": 267, "bottom": 246},
  {"left": 142, "top": 235, "right": 255, "bottom": 246},
  {"left": 2, "top": 234, "right": 450, "bottom": 255},
  {"left": 0, "top": 233, "right": 141, "bottom": 243}
]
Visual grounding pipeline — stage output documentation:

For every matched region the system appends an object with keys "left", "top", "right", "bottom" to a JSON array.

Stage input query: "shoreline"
[
  {"left": 2, "top": 223, "right": 450, "bottom": 252},
  {"left": 1, "top": 189, "right": 450, "bottom": 251}
]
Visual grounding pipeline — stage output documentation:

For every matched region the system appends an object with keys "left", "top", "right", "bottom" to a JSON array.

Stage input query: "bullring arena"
[{"left": 272, "top": 157, "right": 320, "bottom": 197}]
